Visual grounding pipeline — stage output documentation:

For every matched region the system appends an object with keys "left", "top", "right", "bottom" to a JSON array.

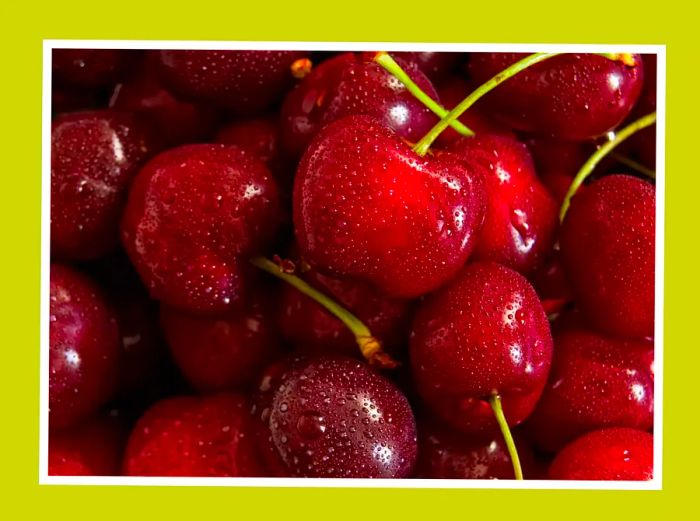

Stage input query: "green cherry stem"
[
  {"left": 559, "top": 111, "right": 657, "bottom": 222},
  {"left": 412, "top": 52, "right": 559, "bottom": 156},
  {"left": 489, "top": 392, "right": 523, "bottom": 480},
  {"left": 609, "top": 152, "right": 656, "bottom": 179},
  {"left": 373, "top": 52, "right": 474, "bottom": 137},
  {"left": 250, "top": 256, "right": 398, "bottom": 368}
]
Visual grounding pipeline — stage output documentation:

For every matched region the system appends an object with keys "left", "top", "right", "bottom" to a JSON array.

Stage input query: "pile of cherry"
[{"left": 49, "top": 48, "right": 656, "bottom": 481}]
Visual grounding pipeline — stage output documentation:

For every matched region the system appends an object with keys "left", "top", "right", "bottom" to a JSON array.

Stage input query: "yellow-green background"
[{"left": 1, "top": 0, "right": 696, "bottom": 519}]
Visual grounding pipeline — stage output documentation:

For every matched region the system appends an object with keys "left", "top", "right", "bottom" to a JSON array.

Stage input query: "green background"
[{"left": 1, "top": 0, "right": 696, "bottom": 518}]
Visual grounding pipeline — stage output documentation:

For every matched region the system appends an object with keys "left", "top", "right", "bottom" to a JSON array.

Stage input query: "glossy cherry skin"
[
  {"left": 160, "top": 298, "right": 280, "bottom": 392},
  {"left": 279, "top": 266, "right": 411, "bottom": 358},
  {"left": 123, "top": 393, "right": 264, "bottom": 476},
  {"left": 49, "top": 412, "right": 127, "bottom": 476},
  {"left": 49, "top": 265, "right": 121, "bottom": 429},
  {"left": 110, "top": 52, "right": 218, "bottom": 148},
  {"left": 468, "top": 53, "right": 644, "bottom": 140},
  {"left": 560, "top": 175, "right": 655, "bottom": 339},
  {"left": 294, "top": 115, "right": 485, "bottom": 299},
  {"left": 447, "top": 133, "right": 558, "bottom": 274},
  {"left": 549, "top": 428, "right": 653, "bottom": 480},
  {"left": 416, "top": 416, "right": 536, "bottom": 479},
  {"left": 157, "top": 50, "right": 307, "bottom": 114},
  {"left": 526, "top": 328, "right": 654, "bottom": 453},
  {"left": 53, "top": 49, "right": 136, "bottom": 88},
  {"left": 280, "top": 53, "right": 439, "bottom": 159},
  {"left": 121, "top": 144, "right": 282, "bottom": 313},
  {"left": 51, "top": 111, "right": 154, "bottom": 260},
  {"left": 253, "top": 355, "right": 418, "bottom": 478},
  {"left": 410, "top": 262, "right": 553, "bottom": 435},
  {"left": 389, "top": 51, "right": 461, "bottom": 83}
]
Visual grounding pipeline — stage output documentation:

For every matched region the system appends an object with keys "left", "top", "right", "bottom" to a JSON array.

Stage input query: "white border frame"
[{"left": 40, "top": 40, "right": 666, "bottom": 490}]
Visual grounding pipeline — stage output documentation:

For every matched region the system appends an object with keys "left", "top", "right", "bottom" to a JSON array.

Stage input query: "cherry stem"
[
  {"left": 559, "top": 111, "right": 657, "bottom": 222},
  {"left": 412, "top": 52, "right": 559, "bottom": 156},
  {"left": 609, "top": 152, "right": 656, "bottom": 179},
  {"left": 373, "top": 52, "right": 474, "bottom": 137},
  {"left": 489, "top": 392, "right": 523, "bottom": 480},
  {"left": 250, "top": 256, "right": 398, "bottom": 368}
]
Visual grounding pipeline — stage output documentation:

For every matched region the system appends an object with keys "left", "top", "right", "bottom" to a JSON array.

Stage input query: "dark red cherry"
[
  {"left": 157, "top": 50, "right": 307, "bottom": 114},
  {"left": 294, "top": 115, "right": 485, "bottom": 299},
  {"left": 52, "top": 85, "right": 102, "bottom": 114},
  {"left": 416, "top": 416, "right": 536, "bottom": 479},
  {"left": 110, "top": 52, "right": 218, "bottom": 147},
  {"left": 253, "top": 355, "right": 417, "bottom": 478},
  {"left": 121, "top": 144, "right": 282, "bottom": 313},
  {"left": 468, "top": 53, "right": 644, "bottom": 140},
  {"left": 389, "top": 51, "right": 461, "bottom": 83},
  {"left": 50, "top": 265, "right": 121, "bottom": 429},
  {"left": 525, "top": 137, "right": 591, "bottom": 204},
  {"left": 526, "top": 328, "right": 654, "bottom": 453},
  {"left": 160, "top": 298, "right": 280, "bottom": 392},
  {"left": 51, "top": 110, "right": 153, "bottom": 260},
  {"left": 49, "top": 411, "right": 127, "bottom": 476},
  {"left": 53, "top": 49, "right": 136, "bottom": 88},
  {"left": 123, "top": 393, "right": 263, "bottom": 476},
  {"left": 447, "top": 133, "right": 558, "bottom": 274},
  {"left": 625, "top": 54, "right": 657, "bottom": 170},
  {"left": 549, "top": 428, "right": 653, "bottom": 480},
  {"left": 280, "top": 53, "right": 439, "bottom": 158},
  {"left": 560, "top": 175, "right": 655, "bottom": 339},
  {"left": 530, "top": 250, "right": 574, "bottom": 315},
  {"left": 410, "top": 262, "right": 553, "bottom": 434},
  {"left": 279, "top": 266, "right": 411, "bottom": 357}
]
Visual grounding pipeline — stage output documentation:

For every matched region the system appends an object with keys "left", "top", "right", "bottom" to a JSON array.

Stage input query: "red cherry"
[
  {"left": 549, "top": 428, "right": 653, "bottom": 480},
  {"left": 49, "top": 412, "right": 127, "bottom": 476},
  {"left": 280, "top": 53, "right": 439, "bottom": 158},
  {"left": 560, "top": 174, "right": 655, "bottom": 339},
  {"left": 157, "top": 50, "right": 307, "bottom": 114},
  {"left": 294, "top": 115, "right": 485, "bottom": 298},
  {"left": 110, "top": 52, "right": 218, "bottom": 148},
  {"left": 53, "top": 49, "right": 136, "bottom": 88},
  {"left": 526, "top": 328, "right": 654, "bottom": 453},
  {"left": 51, "top": 110, "right": 154, "bottom": 260},
  {"left": 410, "top": 262, "right": 553, "bottom": 434},
  {"left": 50, "top": 265, "right": 121, "bottom": 429},
  {"left": 525, "top": 137, "right": 591, "bottom": 204},
  {"left": 279, "top": 266, "right": 411, "bottom": 358},
  {"left": 253, "top": 355, "right": 417, "bottom": 478},
  {"left": 121, "top": 144, "right": 282, "bottom": 313},
  {"left": 416, "top": 416, "right": 536, "bottom": 479},
  {"left": 160, "top": 298, "right": 280, "bottom": 392},
  {"left": 447, "top": 133, "right": 558, "bottom": 274},
  {"left": 624, "top": 54, "right": 657, "bottom": 170},
  {"left": 123, "top": 393, "right": 263, "bottom": 476},
  {"left": 468, "top": 53, "right": 644, "bottom": 140},
  {"left": 389, "top": 51, "right": 461, "bottom": 83}
]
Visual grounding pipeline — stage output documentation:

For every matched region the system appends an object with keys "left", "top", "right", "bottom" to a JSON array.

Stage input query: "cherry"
[
  {"left": 51, "top": 110, "right": 154, "bottom": 260},
  {"left": 278, "top": 264, "right": 411, "bottom": 358},
  {"left": 467, "top": 53, "right": 644, "bottom": 140},
  {"left": 560, "top": 174, "right": 655, "bottom": 339},
  {"left": 525, "top": 328, "right": 654, "bottom": 453},
  {"left": 415, "top": 415, "right": 537, "bottom": 479},
  {"left": 525, "top": 137, "right": 591, "bottom": 204},
  {"left": 52, "top": 85, "right": 102, "bottom": 114},
  {"left": 624, "top": 54, "right": 657, "bottom": 170},
  {"left": 53, "top": 49, "right": 136, "bottom": 88},
  {"left": 49, "top": 264, "right": 121, "bottom": 429},
  {"left": 294, "top": 115, "right": 485, "bottom": 298},
  {"left": 253, "top": 355, "right": 417, "bottom": 478},
  {"left": 49, "top": 411, "right": 127, "bottom": 476},
  {"left": 447, "top": 133, "right": 558, "bottom": 274},
  {"left": 123, "top": 393, "right": 263, "bottom": 476},
  {"left": 389, "top": 51, "right": 461, "bottom": 83},
  {"left": 121, "top": 144, "right": 282, "bottom": 313},
  {"left": 280, "top": 53, "right": 439, "bottom": 158},
  {"left": 530, "top": 250, "right": 574, "bottom": 315},
  {"left": 548, "top": 428, "right": 653, "bottom": 480},
  {"left": 157, "top": 50, "right": 307, "bottom": 114},
  {"left": 410, "top": 262, "right": 553, "bottom": 435},
  {"left": 110, "top": 52, "right": 218, "bottom": 148},
  {"left": 160, "top": 298, "right": 280, "bottom": 392}
]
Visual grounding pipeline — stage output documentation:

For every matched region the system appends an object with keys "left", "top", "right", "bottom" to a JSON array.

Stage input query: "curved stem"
[
  {"left": 412, "top": 52, "right": 559, "bottom": 156},
  {"left": 250, "top": 256, "right": 398, "bottom": 368},
  {"left": 373, "top": 52, "right": 474, "bottom": 137},
  {"left": 489, "top": 392, "right": 523, "bottom": 480},
  {"left": 559, "top": 111, "right": 657, "bottom": 222},
  {"left": 609, "top": 152, "right": 656, "bottom": 179}
]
